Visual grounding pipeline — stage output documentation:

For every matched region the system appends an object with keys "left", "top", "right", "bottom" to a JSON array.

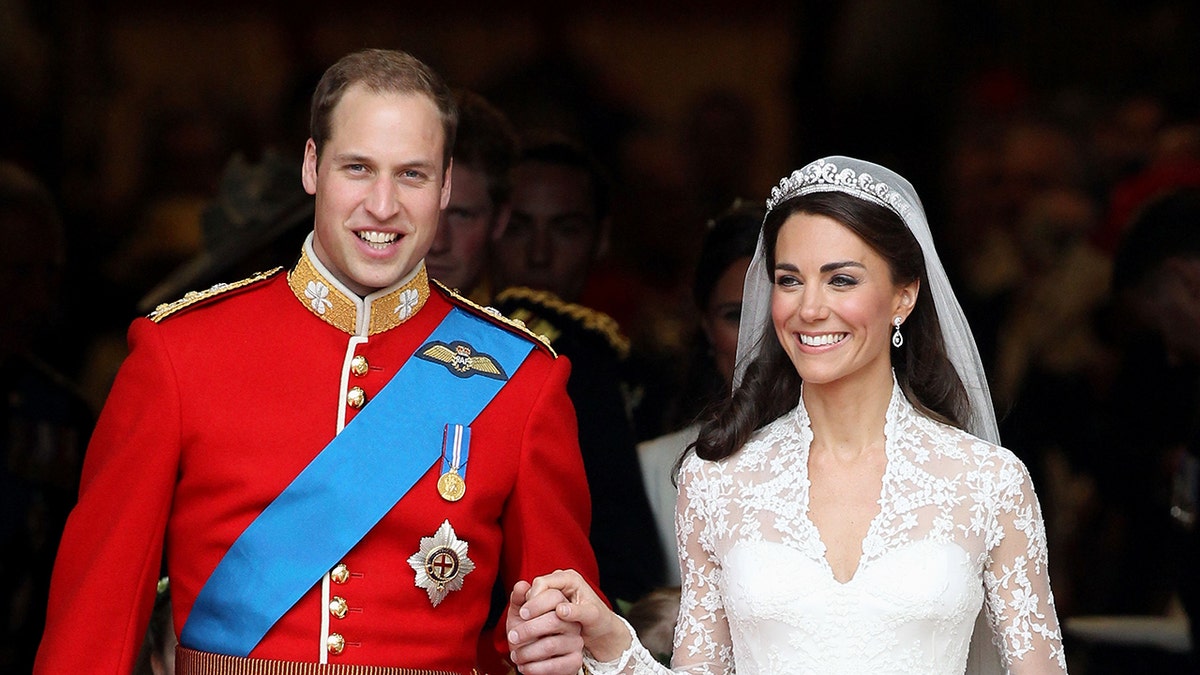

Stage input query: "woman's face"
[
  {"left": 770, "top": 212, "right": 916, "bottom": 388},
  {"left": 702, "top": 255, "right": 752, "bottom": 386}
]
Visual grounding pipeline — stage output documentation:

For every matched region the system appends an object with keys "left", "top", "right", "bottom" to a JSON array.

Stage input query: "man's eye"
[
  {"left": 551, "top": 219, "right": 592, "bottom": 237},
  {"left": 504, "top": 219, "right": 530, "bottom": 235},
  {"left": 445, "top": 209, "right": 474, "bottom": 224}
]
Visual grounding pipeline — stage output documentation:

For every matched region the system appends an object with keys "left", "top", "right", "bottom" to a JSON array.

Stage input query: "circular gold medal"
[{"left": 437, "top": 471, "right": 466, "bottom": 502}]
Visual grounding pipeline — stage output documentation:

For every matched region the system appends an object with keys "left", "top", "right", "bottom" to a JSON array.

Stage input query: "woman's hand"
[
  {"left": 507, "top": 569, "right": 633, "bottom": 670},
  {"left": 506, "top": 579, "right": 584, "bottom": 675}
]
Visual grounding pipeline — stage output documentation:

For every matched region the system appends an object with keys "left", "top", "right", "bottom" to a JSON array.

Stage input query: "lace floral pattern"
[{"left": 584, "top": 382, "right": 1066, "bottom": 674}]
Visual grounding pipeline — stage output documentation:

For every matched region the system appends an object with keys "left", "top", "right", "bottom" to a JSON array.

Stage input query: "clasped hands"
[{"left": 505, "top": 569, "right": 632, "bottom": 674}]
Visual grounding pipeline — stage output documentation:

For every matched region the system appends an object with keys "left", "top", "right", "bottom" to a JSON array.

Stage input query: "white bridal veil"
[
  {"left": 734, "top": 156, "right": 1003, "bottom": 674},
  {"left": 734, "top": 155, "right": 999, "bottom": 445}
]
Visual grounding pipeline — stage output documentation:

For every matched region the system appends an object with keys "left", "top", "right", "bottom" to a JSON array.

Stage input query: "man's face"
[
  {"left": 426, "top": 165, "right": 507, "bottom": 293},
  {"left": 302, "top": 84, "right": 450, "bottom": 296},
  {"left": 492, "top": 161, "right": 606, "bottom": 303}
]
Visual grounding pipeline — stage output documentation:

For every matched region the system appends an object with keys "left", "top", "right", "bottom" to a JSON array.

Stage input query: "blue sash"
[{"left": 180, "top": 307, "right": 534, "bottom": 655}]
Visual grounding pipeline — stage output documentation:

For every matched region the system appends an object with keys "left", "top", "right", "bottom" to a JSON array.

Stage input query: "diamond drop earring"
[{"left": 891, "top": 316, "right": 904, "bottom": 348}]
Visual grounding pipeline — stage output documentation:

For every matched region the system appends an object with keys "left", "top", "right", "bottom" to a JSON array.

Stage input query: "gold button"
[
  {"left": 329, "top": 595, "right": 348, "bottom": 619},
  {"left": 330, "top": 563, "right": 350, "bottom": 584},
  {"left": 326, "top": 632, "right": 345, "bottom": 655},
  {"left": 346, "top": 387, "right": 366, "bottom": 408},
  {"left": 350, "top": 355, "right": 369, "bottom": 377}
]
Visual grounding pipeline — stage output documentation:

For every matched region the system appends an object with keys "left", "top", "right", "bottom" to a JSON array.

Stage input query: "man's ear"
[
  {"left": 595, "top": 216, "right": 612, "bottom": 259},
  {"left": 440, "top": 158, "right": 453, "bottom": 210},
  {"left": 301, "top": 139, "right": 319, "bottom": 196},
  {"left": 490, "top": 202, "right": 512, "bottom": 241}
]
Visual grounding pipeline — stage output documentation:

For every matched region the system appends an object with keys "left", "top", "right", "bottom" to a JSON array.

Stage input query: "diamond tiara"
[{"left": 765, "top": 158, "right": 914, "bottom": 219}]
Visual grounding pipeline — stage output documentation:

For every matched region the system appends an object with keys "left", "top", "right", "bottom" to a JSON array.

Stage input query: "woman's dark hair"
[
  {"left": 668, "top": 200, "right": 765, "bottom": 428},
  {"left": 693, "top": 200, "right": 766, "bottom": 311},
  {"left": 692, "top": 191, "right": 970, "bottom": 462}
]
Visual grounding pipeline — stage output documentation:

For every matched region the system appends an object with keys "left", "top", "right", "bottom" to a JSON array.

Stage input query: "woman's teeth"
[{"left": 800, "top": 333, "right": 847, "bottom": 347}]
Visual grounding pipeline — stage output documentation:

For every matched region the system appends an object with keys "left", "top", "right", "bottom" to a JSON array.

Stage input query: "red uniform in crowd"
[{"left": 35, "top": 242, "right": 600, "bottom": 673}]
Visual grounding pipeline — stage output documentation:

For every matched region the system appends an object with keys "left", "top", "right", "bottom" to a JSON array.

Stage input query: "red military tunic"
[{"left": 35, "top": 240, "right": 600, "bottom": 673}]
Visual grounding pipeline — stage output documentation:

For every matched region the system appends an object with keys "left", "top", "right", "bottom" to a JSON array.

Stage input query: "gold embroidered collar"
[{"left": 287, "top": 237, "right": 430, "bottom": 336}]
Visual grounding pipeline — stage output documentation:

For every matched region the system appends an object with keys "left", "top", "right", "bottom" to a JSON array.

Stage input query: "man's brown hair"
[
  {"left": 453, "top": 89, "right": 518, "bottom": 207},
  {"left": 309, "top": 48, "right": 457, "bottom": 169}
]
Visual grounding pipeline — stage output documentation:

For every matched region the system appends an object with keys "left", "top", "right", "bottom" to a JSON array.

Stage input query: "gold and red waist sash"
[{"left": 175, "top": 646, "right": 478, "bottom": 675}]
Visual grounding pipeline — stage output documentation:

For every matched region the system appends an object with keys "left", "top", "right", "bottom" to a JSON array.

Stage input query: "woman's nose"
[{"left": 797, "top": 286, "right": 827, "bottom": 322}]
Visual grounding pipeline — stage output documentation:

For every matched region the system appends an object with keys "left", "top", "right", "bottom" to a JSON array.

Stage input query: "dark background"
[{"left": 3, "top": 1, "right": 1199, "bottom": 672}]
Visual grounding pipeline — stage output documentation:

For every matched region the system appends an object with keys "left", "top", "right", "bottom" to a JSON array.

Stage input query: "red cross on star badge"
[{"left": 408, "top": 520, "right": 476, "bottom": 606}]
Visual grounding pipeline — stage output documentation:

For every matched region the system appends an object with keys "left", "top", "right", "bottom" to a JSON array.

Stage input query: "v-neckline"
[{"left": 796, "top": 393, "right": 895, "bottom": 587}]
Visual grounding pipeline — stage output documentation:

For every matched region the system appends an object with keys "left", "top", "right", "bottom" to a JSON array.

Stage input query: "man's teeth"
[
  {"left": 800, "top": 333, "right": 847, "bottom": 347},
  {"left": 358, "top": 231, "right": 399, "bottom": 248}
]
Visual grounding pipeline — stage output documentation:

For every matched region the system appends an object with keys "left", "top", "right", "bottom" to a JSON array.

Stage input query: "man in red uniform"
[{"left": 36, "top": 48, "right": 598, "bottom": 675}]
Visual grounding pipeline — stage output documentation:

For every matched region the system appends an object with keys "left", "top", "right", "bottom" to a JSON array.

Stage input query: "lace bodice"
[{"left": 587, "top": 384, "right": 1066, "bottom": 674}]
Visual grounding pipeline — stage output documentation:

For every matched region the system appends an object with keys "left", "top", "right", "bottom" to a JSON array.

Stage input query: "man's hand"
[
  {"left": 506, "top": 579, "right": 584, "bottom": 675},
  {"left": 507, "top": 570, "right": 632, "bottom": 671}
]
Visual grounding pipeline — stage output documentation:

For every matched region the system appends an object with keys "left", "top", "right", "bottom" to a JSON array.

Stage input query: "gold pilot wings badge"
[
  {"left": 408, "top": 519, "right": 476, "bottom": 607},
  {"left": 416, "top": 340, "right": 509, "bottom": 380}
]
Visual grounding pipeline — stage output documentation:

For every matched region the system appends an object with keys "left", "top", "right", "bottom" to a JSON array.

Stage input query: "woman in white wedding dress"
[{"left": 506, "top": 156, "right": 1068, "bottom": 674}]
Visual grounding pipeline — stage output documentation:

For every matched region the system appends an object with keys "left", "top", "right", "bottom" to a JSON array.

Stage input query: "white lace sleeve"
[
  {"left": 581, "top": 614, "right": 673, "bottom": 673},
  {"left": 980, "top": 450, "right": 1068, "bottom": 672},
  {"left": 583, "top": 453, "right": 734, "bottom": 674}
]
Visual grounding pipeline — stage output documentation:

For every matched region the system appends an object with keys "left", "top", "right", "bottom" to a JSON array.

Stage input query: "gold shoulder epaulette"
[
  {"left": 495, "top": 286, "right": 630, "bottom": 359},
  {"left": 432, "top": 280, "right": 557, "bottom": 357},
  {"left": 147, "top": 268, "right": 283, "bottom": 323}
]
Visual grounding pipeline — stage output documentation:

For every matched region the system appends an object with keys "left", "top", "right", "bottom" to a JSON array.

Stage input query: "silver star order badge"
[{"left": 408, "top": 519, "right": 476, "bottom": 607}]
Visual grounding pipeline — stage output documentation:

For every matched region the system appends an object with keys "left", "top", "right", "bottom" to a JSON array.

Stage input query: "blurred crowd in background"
[{"left": 4, "top": 2, "right": 1200, "bottom": 672}]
